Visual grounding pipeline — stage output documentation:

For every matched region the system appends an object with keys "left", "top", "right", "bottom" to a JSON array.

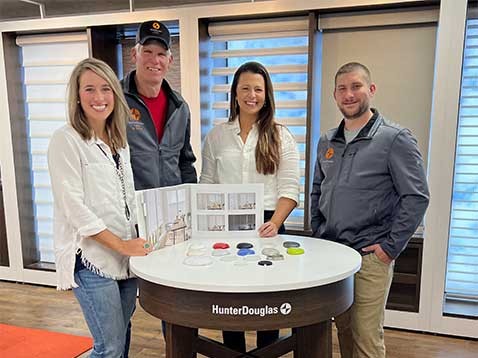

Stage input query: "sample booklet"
[{"left": 136, "top": 184, "right": 264, "bottom": 250}]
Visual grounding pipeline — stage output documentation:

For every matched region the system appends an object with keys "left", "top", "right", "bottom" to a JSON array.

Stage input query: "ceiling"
[{"left": 0, "top": 0, "right": 259, "bottom": 22}]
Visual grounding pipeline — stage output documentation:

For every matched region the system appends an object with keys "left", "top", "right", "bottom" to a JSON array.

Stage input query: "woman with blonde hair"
[
  {"left": 48, "top": 58, "right": 151, "bottom": 357},
  {"left": 201, "top": 61, "right": 300, "bottom": 352}
]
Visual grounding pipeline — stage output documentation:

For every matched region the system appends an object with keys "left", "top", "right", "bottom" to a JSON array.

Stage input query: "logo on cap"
[{"left": 152, "top": 22, "right": 160, "bottom": 30}]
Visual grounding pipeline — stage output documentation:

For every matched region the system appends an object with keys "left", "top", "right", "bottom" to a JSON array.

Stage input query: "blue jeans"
[{"left": 73, "top": 265, "right": 137, "bottom": 358}]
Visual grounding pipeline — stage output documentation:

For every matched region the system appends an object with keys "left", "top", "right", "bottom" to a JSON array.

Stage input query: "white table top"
[{"left": 130, "top": 235, "right": 362, "bottom": 293}]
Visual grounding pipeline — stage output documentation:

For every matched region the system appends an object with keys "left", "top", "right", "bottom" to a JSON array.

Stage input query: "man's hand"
[
  {"left": 362, "top": 244, "right": 393, "bottom": 265},
  {"left": 258, "top": 221, "right": 279, "bottom": 238}
]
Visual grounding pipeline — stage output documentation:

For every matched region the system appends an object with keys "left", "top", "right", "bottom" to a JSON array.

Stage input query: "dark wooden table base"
[
  {"left": 139, "top": 277, "right": 352, "bottom": 358},
  {"left": 165, "top": 320, "right": 332, "bottom": 358}
]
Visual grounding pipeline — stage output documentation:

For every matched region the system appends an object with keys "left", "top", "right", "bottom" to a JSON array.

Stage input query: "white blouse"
[
  {"left": 48, "top": 125, "right": 137, "bottom": 290},
  {"left": 200, "top": 119, "right": 300, "bottom": 210}
]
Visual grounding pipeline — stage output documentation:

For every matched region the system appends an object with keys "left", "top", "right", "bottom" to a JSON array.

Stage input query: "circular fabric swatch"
[
  {"left": 267, "top": 254, "right": 284, "bottom": 261},
  {"left": 237, "top": 248, "right": 255, "bottom": 256},
  {"left": 213, "top": 242, "right": 230, "bottom": 249},
  {"left": 220, "top": 255, "right": 238, "bottom": 262},
  {"left": 287, "top": 247, "right": 305, "bottom": 255},
  {"left": 283, "top": 241, "right": 301, "bottom": 248},
  {"left": 234, "top": 260, "right": 249, "bottom": 266},
  {"left": 236, "top": 242, "right": 253, "bottom": 249},
  {"left": 211, "top": 249, "right": 230, "bottom": 257},
  {"left": 244, "top": 255, "right": 261, "bottom": 262},
  {"left": 261, "top": 248, "right": 280, "bottom": 256},
  {"left": 187, "top": 243, "right": 207, "bottom": 256},
  {"left": 183, "top": 256, "right": 213, "bottom": 266}
]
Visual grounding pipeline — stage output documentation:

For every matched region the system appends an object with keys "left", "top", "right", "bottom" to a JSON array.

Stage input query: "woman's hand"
[
  {"left": 258, "top": 221, "right": 279, "bottom": 238},
  {"left": 118, "top": 238, "right": 152, "bottom": 256}
]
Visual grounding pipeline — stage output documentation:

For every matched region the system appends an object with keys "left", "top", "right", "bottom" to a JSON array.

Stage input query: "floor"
[{"left": 0, "top": 280, "right": 476, "bottom": 358}]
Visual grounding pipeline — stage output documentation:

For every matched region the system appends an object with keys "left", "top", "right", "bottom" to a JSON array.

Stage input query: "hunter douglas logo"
[{"left": 211, "top": 303, "right": 292, "bottom": 317}]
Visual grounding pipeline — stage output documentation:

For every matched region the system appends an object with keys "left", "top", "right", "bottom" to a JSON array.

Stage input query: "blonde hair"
[{"left": 68, "top": 58, "right": 129, "bottom": 149}]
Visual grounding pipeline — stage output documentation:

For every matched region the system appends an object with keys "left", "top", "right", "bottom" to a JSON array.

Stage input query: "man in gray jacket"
[
  {"left": 310, "top": 62, "right": 429, "bottom": 358},
  {"left": 123, "top": 20, "right": 197, "bottom": 190}
]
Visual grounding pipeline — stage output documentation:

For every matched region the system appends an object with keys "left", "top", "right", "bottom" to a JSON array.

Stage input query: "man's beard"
[{"left": 339, "top": 101, "right": 369, "bottom": 120}]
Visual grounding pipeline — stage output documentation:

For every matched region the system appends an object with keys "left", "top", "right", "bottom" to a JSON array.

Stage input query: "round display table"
[{"left": 130, "top": 235, "right": 361, "bottom": 358}]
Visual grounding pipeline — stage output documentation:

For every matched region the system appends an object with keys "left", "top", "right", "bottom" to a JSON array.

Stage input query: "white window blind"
[
  {"left": 204, "top": 17, "right": 309, "bottom": 230},
  {"left": 17, "top": 33, "right": 89, "bottom": 263},
  {"left": 445, "top": 18, "right": 478, "bottom": 302}
]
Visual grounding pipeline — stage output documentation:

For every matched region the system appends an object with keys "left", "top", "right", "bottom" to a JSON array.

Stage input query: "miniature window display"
[
  {"left": 198, "top": 215, "right": 225, "bottom": 232},
  {"left": 197, "top": 193, "right": 225, "bottom": 211},
  {"left": 229, "top": 193, "right": 256, "bottom": 210},
  {"left": 229, "top": 214, "right": 256, "bottom": 231}
]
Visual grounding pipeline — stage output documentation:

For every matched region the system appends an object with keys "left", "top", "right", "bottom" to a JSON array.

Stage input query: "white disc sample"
[
  {"left": 183, "top": 256, "right": 213, "bottom": 266},
  {"left": 212, "top": 249, "right": 231, "bottom": 257}
]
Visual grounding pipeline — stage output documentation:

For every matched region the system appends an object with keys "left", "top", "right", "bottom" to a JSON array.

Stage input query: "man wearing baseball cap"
[{"left": 122, "top": 20, "right": 197, "bottom": 191}]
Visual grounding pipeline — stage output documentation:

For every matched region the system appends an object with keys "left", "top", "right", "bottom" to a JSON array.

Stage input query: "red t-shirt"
[{"left": 141, "top": 89, "right": 168, "bottom": 143}]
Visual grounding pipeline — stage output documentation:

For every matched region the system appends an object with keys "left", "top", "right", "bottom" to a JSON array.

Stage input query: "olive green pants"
[{"left": 335, "top": 253, "right": 394, "bottom": 358}]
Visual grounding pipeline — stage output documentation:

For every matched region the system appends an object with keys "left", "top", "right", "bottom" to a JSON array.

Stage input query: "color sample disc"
[
  {"left": 183, "top": 256, "right": 213, "bottom": 266},
  {"left": 287, "top": 247, "right": 305, "bottom": 255},
  {"left": 244, "top": 255, "right": 261, "bottom": 262},
  {"left": 212, "top": 249, "right": 230, "bottom": 257},
  {"left": 187, "top": 243, "right": 207, "bottom": 256},
  {"left": 237, "top": 248, "right": 255, "bottom": 256},
  {"left": 220, "top": 255, "right": 238, "bottom": 262},
  {"left": 283, "top": 241, "right": 301, "bottom": 248},
  {"left": 267, "top": 254, "right": 284, "bottom": 261},
  {"left": 236, "top": 242, "right": 253, "bottom": 249},
  {"left": 213, "top": 242, "right": 230, "bottom": 249},
  {"left": 261, "top": 248, "right": 280, "bottom": 256},
  {"left": 258, "top": 260, "right": 273, "bottom": 266}
]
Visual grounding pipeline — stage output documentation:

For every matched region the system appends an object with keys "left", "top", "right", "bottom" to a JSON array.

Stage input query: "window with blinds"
[
  {"left": 202, "top": 17, "right": 309, "bottom": 230},
  {"left": 445, "top": 18, "right": 478, "bottom": 306},
  {"left": 17, "top": 33, "right": 89, "bottom": 263}
]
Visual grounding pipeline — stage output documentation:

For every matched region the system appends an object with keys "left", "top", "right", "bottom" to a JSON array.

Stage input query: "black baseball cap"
[{"left": 136, "top": 20, "right": 171, "bottom": 50}]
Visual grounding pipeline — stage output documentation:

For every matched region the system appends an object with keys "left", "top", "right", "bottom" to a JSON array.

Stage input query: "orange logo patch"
[
  {"left": 130, "top": 108, "right": 141, "bottom": 121},
  {"left": 152, "top": 22, "right": 160, "bottom": 30},
  {"left": 325, "top": 147, "right": 334, "bottom": 160}
]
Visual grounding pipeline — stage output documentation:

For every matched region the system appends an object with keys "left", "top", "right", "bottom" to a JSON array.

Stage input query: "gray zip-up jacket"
[
  {"left": 310, "top": 109, "right": 429, "bottom": 259},
  {"left": 122, "top": 71, "right": 197, "bottom": 190}
]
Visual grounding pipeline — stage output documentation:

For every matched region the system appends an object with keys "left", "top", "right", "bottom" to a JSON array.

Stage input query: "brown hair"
[
  {"left": 229, "top": 61, "right": 281, "bottom": 175},
  {"left": 335, "top": 62, "right": 372, "bottom": 86},
  {"left": 67, "top": 58, "right": 129, "bottom": 149}
]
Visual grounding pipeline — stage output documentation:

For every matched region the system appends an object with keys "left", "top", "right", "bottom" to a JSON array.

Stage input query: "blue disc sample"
[{"left": 237, "top": 248, "right": 255, "bottom": 256}]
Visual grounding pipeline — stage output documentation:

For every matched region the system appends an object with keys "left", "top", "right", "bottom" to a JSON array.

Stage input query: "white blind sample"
[
  {"left": 204, "top": 17, "right": 309, "bottom": 230},
  {"left": 445, "top": 18, "right": 478, "bottom": 302},
  {"left": 17, "top": 33, "right": 88, "bottom": 263}
]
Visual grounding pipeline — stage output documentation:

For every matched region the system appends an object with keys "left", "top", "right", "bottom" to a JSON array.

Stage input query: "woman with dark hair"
[
  {"left": 200, "top": 61, "right": 300, "bottom": 351},
  {"left": 48, "top": 58, "right": 151, "bottom": 357}
]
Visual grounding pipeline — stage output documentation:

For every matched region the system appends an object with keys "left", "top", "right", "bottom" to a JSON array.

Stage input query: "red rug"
[{"left": 0, "top": 323, "right": 93, "bottom": 358}]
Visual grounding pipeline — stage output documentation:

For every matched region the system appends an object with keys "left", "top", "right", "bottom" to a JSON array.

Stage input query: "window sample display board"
[{"left": 135, "top": 184, "right": 264, "bottom": 250}]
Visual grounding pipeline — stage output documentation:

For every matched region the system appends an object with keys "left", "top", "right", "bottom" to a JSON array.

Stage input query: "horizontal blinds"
[
  {"left": 205, "top": 17, "right": 309, "bottom": 230},
  {"left": 445, "top": 19, "right": 478, "bottom": 301},
  {"left": 317, "top": 7, "right": 438, "bottom": 30},
  {"left": 17, "top": 32, "right": 89, "bottom": 263}
]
